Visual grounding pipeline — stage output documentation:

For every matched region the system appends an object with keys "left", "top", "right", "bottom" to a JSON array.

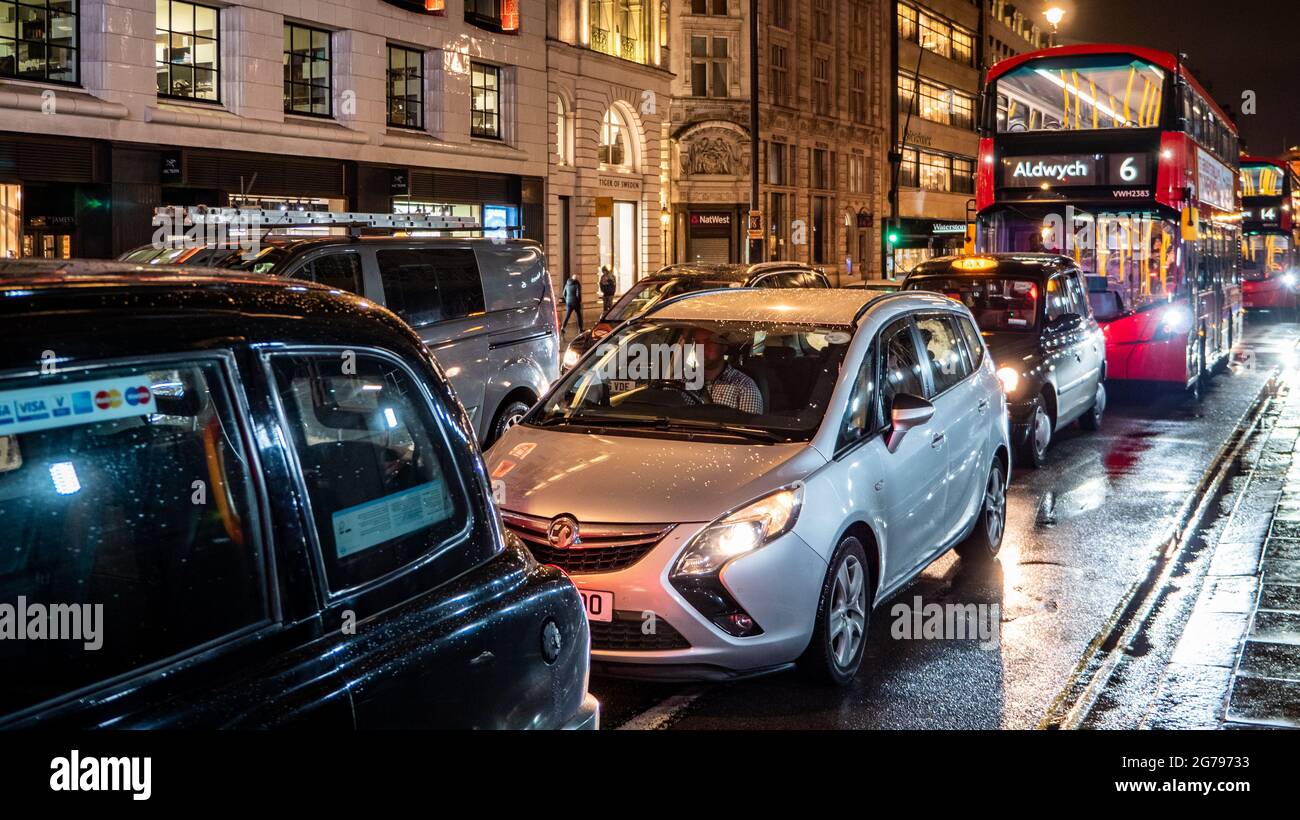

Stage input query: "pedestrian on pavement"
[
  {"left": 598, "top": 266, "right": 616, "bottom": 316},
  {"left": 562, "top": 273, "right": 584, "bottom": 333}
]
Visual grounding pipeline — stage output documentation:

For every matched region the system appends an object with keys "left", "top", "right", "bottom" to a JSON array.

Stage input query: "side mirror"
[{"left": 886, "top": 393, "right": 934, "bottom": 452}]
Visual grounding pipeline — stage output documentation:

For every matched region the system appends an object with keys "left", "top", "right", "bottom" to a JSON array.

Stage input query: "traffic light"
[{"left": 885, "top": 219, "right": 901, "bottom": 246}]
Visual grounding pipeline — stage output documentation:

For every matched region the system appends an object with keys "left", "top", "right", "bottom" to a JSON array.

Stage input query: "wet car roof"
[
  {"left": 646, "top": 287, "right": 912, "bottom": 326},
  {"left": 0, "top": 259, "right": 425, "bottom": 367},
  {"left": 907, "top": 253, "right": 1079, "bottom": 280}
]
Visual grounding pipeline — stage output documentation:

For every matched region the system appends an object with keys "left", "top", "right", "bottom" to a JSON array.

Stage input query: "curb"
[{"left": 1037, "top": 370, "right": 1282, "bottom": 729}]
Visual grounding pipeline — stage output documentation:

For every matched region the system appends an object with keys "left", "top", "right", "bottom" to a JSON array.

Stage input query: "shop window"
[
  {"left": 386, "top": 44, "right": 423, "bottom": 130},
  {"left": 599, "top": 106, "right": 634, "bottom": 169},
  {"left": 470, "top": 61, "right": 501, "bottom": 140},
  {"left": 156, "top": 0, "right": 219, "bottom": 101},
  {"left": 284, "top": 23, "right": 331, "bottom": 116},
  {"left": 1, "top": 0, "right": 78, "bottom": 84}
]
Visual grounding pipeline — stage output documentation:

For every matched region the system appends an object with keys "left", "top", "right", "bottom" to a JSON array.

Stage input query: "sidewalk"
[{"left": 1145, "top": 379, "right": 1300, "bottom": 728}]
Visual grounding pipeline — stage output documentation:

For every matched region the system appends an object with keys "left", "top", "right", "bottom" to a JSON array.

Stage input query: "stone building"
[
  {"left": 0, "top": 0, "right": 549, "bottom": 259},
  {"left": 545, "top": 0, "right": 673, "bottom": 321},
  {"left": 666, "top": 0, "right": 892, "bottom": 283}
]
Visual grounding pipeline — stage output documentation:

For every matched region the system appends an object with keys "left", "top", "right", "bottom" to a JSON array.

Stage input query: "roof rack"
[{"left": 152, "top": 206, "right": 518, "bottom": 234}]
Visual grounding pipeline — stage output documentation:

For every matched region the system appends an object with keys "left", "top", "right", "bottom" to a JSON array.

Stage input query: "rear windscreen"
[{"left": 907, "top": 277, "right": 1040, "bottom": 332}]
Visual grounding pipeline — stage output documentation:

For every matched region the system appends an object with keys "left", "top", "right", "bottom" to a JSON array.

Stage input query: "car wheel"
[
  {"left": 955, "top": 461, "right": 1007, "bottom": 562},
  {"left": 1016, "top": 396, "right": 1052, "bottom": 469},
  {"left": 1078, "top": 380, "right": 1106, "bottom": 431},
  {"left": 489, "top": 399, "right": 532, "bottom": 446},
  {"left": 800, "top": 536, "right": 871, "bottom": 686}
]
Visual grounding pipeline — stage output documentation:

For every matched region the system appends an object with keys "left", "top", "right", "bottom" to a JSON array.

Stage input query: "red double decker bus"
[
  {"left": 975, "top": 44, "right": 1242, "bottom": 394},
  {"left": 1240, "top": 157, "right": 1300, "bottom": 314}
]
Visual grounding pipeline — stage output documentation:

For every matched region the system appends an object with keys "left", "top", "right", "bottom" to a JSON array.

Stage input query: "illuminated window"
[
  {"left": 589, "top": 0, "right": 652, "bottom": 64},
  {"left": 1, "top": 0, "right": 78, "bottom": 84},
  {"left": 470, "top": 62, "right": 501, "bottom": 139},
  {"left": 156, "top": 1, "right": 219, "bottom": 101},
  {"left": 284, "top": 23, "right": 331, "bottom": 116},
  {"left": 996, "top": 56, "right": 1167, "bottom": 133},
  {"left": 386, "top": 45, "right": 423, "bottom": 129},
  {"left": 599, "top": 106, "right": 633, "bottom": 169}
]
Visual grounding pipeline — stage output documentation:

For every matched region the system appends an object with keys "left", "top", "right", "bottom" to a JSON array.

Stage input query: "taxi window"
[
  {"left": 0, "top": 360, "right": 268, "bottom": 717},
  {"left": 916, "top": 314, "right": 973, "bottom": 394},
  {"left": 269, "top": 352, "right": 471, "bottom": 593}
]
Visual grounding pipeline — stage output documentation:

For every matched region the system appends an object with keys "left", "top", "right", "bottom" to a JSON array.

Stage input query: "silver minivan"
[{"left": 208, "top": 236, "right": 559, "bottom": 446}]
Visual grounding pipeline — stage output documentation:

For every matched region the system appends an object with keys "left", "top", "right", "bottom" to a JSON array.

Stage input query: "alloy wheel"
[
  {"left": 984, "top": 468, "right": 1006, "bottom": 546},
  {"left": 829, "top": 555, "right": 867, "bottom": 669}
]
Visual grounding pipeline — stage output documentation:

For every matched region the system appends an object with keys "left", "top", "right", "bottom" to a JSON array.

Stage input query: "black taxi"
[
  {"left": 0, "top": 260, "right": 597, "bottom": 729},
  {"left": 903, "top": 254, "right": 1107, "bottom": 467}
]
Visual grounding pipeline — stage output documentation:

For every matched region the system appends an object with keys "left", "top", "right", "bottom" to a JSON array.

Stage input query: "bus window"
[{"left": 995, "top": 56, "right": 1167, "bottom": 133}]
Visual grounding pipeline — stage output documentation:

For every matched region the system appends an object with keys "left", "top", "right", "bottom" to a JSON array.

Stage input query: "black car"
[
  {"left": 0, "top": 260, "right": 597, "bottom": 729},
  {"left": 903, "top": 254, "right": 1107, "bottom": 467},
  {"left": 561, "top": 261, "right": 830, "bottom": 371}
]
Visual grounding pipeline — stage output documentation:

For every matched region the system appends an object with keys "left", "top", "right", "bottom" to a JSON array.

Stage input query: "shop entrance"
[
  {"left": 0, "top": 184, "right": 18, "bottom": 259},
  {"left": 598, "top": 200, "right": 638, "bottom": 292}
]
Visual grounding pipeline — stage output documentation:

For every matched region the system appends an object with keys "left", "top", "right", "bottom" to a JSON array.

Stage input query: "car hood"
[
  {"left": 486, "top": 424, "right": 825, "bottom": 524},
  {"left": 982, "top": 331, "right": 1041, "bottom": 370}
]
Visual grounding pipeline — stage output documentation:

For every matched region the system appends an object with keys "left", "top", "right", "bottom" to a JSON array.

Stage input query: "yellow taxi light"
[{"left": 952, "top": 257, "right": 998, "bottom": 272}]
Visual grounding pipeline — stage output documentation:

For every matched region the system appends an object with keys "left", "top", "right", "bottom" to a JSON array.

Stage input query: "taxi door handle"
[
  {"left": 931, "top": 432, "right": 945, "bottom": 449},
  {"left": 977, "top": 398, "right": 989, "bottom": 414}
]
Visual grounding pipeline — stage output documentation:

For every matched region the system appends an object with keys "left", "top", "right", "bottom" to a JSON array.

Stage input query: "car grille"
[
  {"left": 500, "top": 511, "right": 673, "bottom": 574},
  {"left": 590, "top": 611, "right": 692, "bottom": 651}
]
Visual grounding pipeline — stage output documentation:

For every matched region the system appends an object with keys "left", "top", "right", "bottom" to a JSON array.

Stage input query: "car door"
[
  {"left": 373, "top": 246, "right": 490, "bottom": 432},
  {"left": 1042, "top": 273, "right": 1089, "bottom": 421},
  {"left": 1066, "top": 268, "right": 1105, "bottom": 399},
  {"left": 0, "top": 353, "right": 353, "bottom": 728},
  {"left": 870, "top": 316, "right": 949, "bottom": 582},
  {"left": 915, "top": 311, "right": 982, "bottom": 547}
]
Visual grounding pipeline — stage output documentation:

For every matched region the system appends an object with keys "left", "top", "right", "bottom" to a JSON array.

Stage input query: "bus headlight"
[
  {"left": 1283, "top": 272, "right": 1297, "bottom": 288},
  {"left": 1158, "top": 304, "right": 1194, "bottom": 337},
  {"left": 996, "top": 366, "right": 1021, "bottom": 394}
]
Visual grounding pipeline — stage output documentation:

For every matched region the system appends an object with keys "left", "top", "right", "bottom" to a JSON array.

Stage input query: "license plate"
[{"left": 578, "top": 589, "right": 614, "bottom": 622}]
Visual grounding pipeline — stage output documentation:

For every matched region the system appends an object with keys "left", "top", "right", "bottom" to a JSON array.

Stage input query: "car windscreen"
[
  {"left": 529, "top": 319, "right": 853, "bottom": 442},
  {"left": 906, "top": 276, "right": 1041, "bottom": 332},
  {"left": 604, "top": 279, "right": 739, "bottom": 323}
]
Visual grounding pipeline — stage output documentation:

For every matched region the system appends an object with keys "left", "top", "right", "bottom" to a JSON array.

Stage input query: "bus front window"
[{"left": 996, "top": 57, "right": 1167, "bottom": 133}]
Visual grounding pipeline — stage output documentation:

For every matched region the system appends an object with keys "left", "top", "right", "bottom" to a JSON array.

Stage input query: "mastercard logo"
[
  {"left": 93, "top": 386, "right": 150, "bottom": 410},
  {"left": 94, "top": 389, "right": 121, "bottom": 410}
]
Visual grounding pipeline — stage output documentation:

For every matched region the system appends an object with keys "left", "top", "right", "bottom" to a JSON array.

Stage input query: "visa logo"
[{"left": 15, "top": 398, "right": 49, "bottom": 422}]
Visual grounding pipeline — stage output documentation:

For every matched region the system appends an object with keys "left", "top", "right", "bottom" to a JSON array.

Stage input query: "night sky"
[{"left": 1054, "top": 0, "right": 1298, "bottom": 155}]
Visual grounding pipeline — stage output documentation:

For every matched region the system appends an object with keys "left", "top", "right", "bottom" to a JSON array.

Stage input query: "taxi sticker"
[
  {"left": 508, "top": 441, "right": 537, "bottom": 460},
  {"left": 0, "top": 376, "right": 154, "bottom": 436},
  {"left": 331, "top": 480, "right": 452, "bottom": 558},
  {"left": 0, "top": 435, "right": 20, "bottom": 473}
]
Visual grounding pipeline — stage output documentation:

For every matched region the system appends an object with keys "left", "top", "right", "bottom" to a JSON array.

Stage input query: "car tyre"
[
  {"left": 1078, "top": 380, "right": 1106, "bottom": 431},
  {"left": 800, "top": 536, "right": 871, "bottom": 686},
  {"left": 955, "top": 461, "right": 1007, "bottom": 562},
  {"left": 1016, "top": 395, "right": 1052, "bottom": 469},
  {"left": 488, "top": 398, "right": 533, "bottom": 446}
]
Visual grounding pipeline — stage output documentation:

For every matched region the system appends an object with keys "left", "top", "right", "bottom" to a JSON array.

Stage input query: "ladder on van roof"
[{"left": 152, "top": 206, "right": 521, "bottom": 235}]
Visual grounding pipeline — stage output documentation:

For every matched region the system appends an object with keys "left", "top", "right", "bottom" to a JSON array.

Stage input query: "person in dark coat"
[
  {"left": 561, "top": 274, "right": 584, "bottom": 333},
  {"left": 598, "top": 266, "right": 616, "bottom": 316}
]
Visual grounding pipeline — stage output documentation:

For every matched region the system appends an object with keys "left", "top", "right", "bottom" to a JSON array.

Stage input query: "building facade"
[
  {"left": 666, "top": 0, "right": 892, "bottom": 283},
  {"left": 545, "top": 0, "right": 672, "bottom": 322},
  {"left": 887, "top": 0, "right": 1046, "bottom": 275},
  {"left": 0, "top": 0, "right": 548, "bottom": 260}
]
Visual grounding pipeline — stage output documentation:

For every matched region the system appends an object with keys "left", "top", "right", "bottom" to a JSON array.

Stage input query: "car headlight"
[
  {"left": 561, "top": 345, "right": 580, "bottom": 369},
  {"left": 1159, "top": 304, "right": 1194, "bottom": 336},
  {"left": 996, "top": 366, "right": 1020, "bottom": 394},
  {"left": 1283, "top": 272, "right": 1297, "bottom": 288},
  {"left": 672, "top": 485, "right": 803, "bottom": 577}
]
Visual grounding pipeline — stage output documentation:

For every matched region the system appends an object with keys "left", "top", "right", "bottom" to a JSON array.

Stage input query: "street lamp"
[{"left": 1044, "top": 6, "right": 1065, "bottom": 45}]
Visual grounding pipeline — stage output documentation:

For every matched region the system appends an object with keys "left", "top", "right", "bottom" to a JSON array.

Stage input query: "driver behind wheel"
[{"left": 687, "top": 328, "right": 764, "bottom": 414}]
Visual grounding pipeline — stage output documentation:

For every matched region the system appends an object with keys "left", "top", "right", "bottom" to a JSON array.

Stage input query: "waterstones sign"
[{"left": 1002, "top": 153, "right": 1150, "bottom": 188}]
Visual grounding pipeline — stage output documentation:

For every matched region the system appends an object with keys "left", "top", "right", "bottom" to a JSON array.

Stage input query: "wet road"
[{"left": 593, "top": 316, "right": 1300, "bottom": 729}]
